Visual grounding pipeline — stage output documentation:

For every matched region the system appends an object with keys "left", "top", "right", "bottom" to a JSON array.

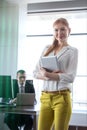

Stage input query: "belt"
[{"left": 42, "top": 89, "right": 70, "bottom": 94}]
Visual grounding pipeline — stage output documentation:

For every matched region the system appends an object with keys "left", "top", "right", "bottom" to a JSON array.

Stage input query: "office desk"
[
  {"left": 1, "top": 105, "right": 87, "bottom": 130},
  {"left": 0, "top": 104, "right": 40, "bottom": 130}
]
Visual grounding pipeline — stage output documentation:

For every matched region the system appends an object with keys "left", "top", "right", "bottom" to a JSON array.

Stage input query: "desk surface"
[
  {"left": 0, "top": 104, "right": 40, "bottom": 130},
  {"left": 1, "top": 105, "right": 87, "bottom": 128},
  {"left": 0, "top": 104, "right": 40, "bottom": 115}
]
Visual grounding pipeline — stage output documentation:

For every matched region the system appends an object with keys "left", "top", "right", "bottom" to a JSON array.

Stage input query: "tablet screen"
[{"left": 41, "top": 56, "right": 58, "bottom": 71}]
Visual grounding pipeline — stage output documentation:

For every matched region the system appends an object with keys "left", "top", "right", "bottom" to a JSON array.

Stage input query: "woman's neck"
[
  {"left": 54, "top": 42, "right": 68, "bottom": 55},
  {"left": 58, "top": 41, "right": 68, "bottom": 47}
]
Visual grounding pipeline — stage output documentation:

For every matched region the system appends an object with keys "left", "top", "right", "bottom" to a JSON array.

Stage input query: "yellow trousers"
[{"left": 38, "top": 91, "right": 72, "bottom": 130}]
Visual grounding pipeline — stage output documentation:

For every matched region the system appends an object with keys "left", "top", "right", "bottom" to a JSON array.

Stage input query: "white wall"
[
  {"left": 17, "top": 3, "right": 28, "bottom": 71},
  {"left": 0, "top": 0, "right": 19, "bottom": 78},
  {"left": 0, "top": 1, "right": 19, "bottom": 129}
]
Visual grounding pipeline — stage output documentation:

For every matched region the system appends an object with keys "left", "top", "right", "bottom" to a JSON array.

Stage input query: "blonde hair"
[
  {"left": 53, "top": 18, "right": 69, "bottom": 28},
  {"left": 44, "top": 18, "right": 69, "bottom": 56}
]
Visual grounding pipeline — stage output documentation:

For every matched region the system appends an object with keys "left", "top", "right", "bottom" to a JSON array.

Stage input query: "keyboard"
[{"left": 0, "top": 102, "right": 16, "bottom": 108}]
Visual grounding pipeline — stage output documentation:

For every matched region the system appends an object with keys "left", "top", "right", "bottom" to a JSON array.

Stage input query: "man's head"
[{"left": 16, "top": 70, "right": 26, "bottom": 85}]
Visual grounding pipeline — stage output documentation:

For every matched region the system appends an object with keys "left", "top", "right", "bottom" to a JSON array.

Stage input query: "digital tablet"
[{"left": 41, "top": 56, "right": 58, "bottom": 71}]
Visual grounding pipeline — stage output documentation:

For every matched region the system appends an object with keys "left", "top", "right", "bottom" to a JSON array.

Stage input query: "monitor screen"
[{"left": 0, "top": 75, "right": 13, "bottom": 99}]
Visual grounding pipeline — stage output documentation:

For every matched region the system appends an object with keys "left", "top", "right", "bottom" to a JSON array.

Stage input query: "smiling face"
[{"left": 53, "top": 18, "right": 71, "bottom": 44}]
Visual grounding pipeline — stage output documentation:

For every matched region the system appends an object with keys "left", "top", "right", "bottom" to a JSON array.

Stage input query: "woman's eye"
[
  {"left": 55, "top": 29, "right": 58, "bottom": 32},
  {"left": 54, "top": 28, "right": 66, "bottom": 32},
  {"left": 61, "top": 28, "right": 66, "bottom": 31}
]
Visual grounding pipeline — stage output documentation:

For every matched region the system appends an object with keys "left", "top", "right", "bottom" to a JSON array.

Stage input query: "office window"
[{"left": 18, "top": 11, "right": 87, "bottom": 110}]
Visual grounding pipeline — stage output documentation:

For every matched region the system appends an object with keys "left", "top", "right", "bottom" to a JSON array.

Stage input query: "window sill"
[{"left": 69, "top": 110, "right": 87, "bottom": 127}]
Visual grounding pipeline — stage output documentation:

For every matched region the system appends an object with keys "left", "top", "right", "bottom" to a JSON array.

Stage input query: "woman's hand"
[
  {"left": 40, "top": 68, "right": 47, "bottom": 77},
  {"left": 38, "top": 68, "right": 49, "bottom": 80},
  {"left": 37, "top": 68, "right": 63, "bottom": 81},
  {"left": 40, "top": 69, "right": 63, "bottom": 81},
  {"left": 52, "top": 70, "right": 63, "bottom": 73}
]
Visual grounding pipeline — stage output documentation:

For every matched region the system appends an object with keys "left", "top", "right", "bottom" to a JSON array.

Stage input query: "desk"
[
  {"left": 0, "top": 104, "right": 40, "bottom": 130},
  {"left": 1, "top": 106, "right": 87, "bottom": 130}
]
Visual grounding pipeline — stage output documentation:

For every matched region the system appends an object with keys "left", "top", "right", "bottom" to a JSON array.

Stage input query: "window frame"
[{"left": 18, "top": 10, "right": 87, "bottom": 110}]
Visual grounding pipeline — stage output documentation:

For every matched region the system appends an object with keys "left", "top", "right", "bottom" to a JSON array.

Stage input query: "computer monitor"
[{"left": 0, "top": 75, "right": 13, "bottom": 100}]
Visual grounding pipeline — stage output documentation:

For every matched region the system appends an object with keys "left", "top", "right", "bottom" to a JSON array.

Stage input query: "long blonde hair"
[{"left": 44, "top": 18, "right": 69, "bottom": 56}]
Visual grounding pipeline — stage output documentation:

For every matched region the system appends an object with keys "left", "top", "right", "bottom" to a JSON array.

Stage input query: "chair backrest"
[
  {"left": 26, "top": 80, "right": 33, "bottom": 85},
  {"left": 0, "top": 75, "right": 13, "bottom": 99},
  {"left": 12, "top": 79, "right": 33, "bottom": 85}
]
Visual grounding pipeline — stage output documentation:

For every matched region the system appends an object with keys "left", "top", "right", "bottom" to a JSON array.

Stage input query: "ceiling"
[{"left": 5, "top": 0, "right": 71, "bottom": 4}]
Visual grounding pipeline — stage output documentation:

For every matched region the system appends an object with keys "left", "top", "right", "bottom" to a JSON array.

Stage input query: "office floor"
[{"left": 0, "top": 113, "right": 9, "bottom": 130}]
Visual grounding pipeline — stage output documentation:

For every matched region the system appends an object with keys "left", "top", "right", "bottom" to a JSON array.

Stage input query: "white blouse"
[{"left": 33, "top": 45, "right": 78, "bottom": 92}]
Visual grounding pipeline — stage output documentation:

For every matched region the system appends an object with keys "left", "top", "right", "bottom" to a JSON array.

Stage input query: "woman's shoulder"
[
  {"left": 44, "top": 44, "right": 51, "bottom": 50},
  {"left": 67, "top": 45, "right": 78, "bottom": 52},
  {"left": 41, "top": 44, "right": 51, "bottom": 56}
]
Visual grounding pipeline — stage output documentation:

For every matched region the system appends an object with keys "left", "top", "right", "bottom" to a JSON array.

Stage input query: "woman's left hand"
[{"left": 40, "top": 67, "right": 47, "bottom": 77}]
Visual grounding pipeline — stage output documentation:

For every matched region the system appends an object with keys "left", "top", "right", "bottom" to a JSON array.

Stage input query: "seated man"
[{"left": 4, "top": 70, "right": 35, "bottom": 130}]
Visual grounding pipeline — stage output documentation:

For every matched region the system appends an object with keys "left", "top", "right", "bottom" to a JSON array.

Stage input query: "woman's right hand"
[{"left": 52, "top": 70, "right": 63, "bottom": 73}]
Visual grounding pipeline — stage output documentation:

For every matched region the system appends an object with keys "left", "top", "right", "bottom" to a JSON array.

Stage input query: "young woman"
[{"left": 33, "top": 18, "right": 78, "bottom": 130}]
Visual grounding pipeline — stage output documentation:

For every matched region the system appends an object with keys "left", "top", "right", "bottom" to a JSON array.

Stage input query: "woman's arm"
[
  {"left": 39, "top": 48, "right": 78, "bottom": 82},
  {"left": 58, "top": 48, "right": 78, "bottom": 83},
  {"left": 39, "top": 68, "right": 62, "bottom": 81},
  {"left": 33, "top": 45, "right": 50, "bottom": 80}
]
